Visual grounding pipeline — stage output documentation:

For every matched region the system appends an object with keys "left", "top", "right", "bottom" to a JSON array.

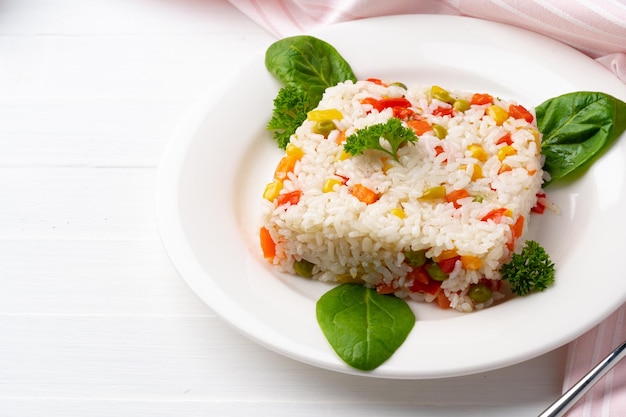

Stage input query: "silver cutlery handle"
[{"left": 539, "top": 340, "right": 626, "bottom": 417}]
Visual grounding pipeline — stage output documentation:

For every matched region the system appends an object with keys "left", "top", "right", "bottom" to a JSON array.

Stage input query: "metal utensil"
[{"left": 539, "top": 340, "right": 626, "bottom": 417}]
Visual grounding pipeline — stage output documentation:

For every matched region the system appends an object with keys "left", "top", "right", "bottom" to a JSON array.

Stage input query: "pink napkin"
[{"left": 229, "top": 1, "right": 626, "bottom": 413}]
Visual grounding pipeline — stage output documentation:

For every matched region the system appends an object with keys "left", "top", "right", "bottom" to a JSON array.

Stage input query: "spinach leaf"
[
  {"left": 316, "top": 284, "right": 415, "bottom": 371},
  {"left": 537, "top": 91, "right": 626, "bottom": 184},
  {"left": 265, "top": 35, "right": 357, "bottom": 107}
]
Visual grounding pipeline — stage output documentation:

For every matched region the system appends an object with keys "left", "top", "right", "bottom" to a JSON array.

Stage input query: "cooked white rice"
[{"left": 260, "top": 80, "right": 544, "bottom": 312}]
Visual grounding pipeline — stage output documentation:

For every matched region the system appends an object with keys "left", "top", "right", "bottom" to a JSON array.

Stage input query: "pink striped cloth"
[{"left": 228, "top": 1, "right": 626, "bottom": 414}]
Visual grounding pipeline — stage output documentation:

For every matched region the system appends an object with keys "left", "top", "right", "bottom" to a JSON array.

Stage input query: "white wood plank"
[
  {"left": 0, "top": 98, "right": 190, "bottom": 167},
  {"left": 0, "top": 167, "right": 157, "bottom": 239},
  {"left": 0, "top": 314, "right": 565, "bottom": 407},
  {"left": 0, "top": 239, "right": 210, "bottom": 316},
  {"left": 0, "top": 34, "right": 273, "bottom": 100},
  {"left": 0, "top": 400, "right": 553, "bottom": 417}
]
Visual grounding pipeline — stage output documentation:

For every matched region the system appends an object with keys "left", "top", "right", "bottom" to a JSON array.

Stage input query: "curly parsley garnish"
[
  {"left": 343, "top": 118, "right": 418, "bottom": 161},
  {"left": 266, "top": 85, "right": 311, "bottom": 149},
  {"left": 501, "top": 240, "right": 555, "bottom": 296}
]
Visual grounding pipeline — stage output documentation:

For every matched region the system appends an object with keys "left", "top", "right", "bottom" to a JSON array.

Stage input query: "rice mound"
[{"left": 260, "top": 80, "right": 544, "bottom": 312}]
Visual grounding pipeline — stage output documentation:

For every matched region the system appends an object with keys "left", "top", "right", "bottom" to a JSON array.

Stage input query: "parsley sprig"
[
  {"left": 343, "top": 118, "right": 418, "bottom": 162},
  {"left": 501, "top": 240, "right": 555, "bottom": 296},
  {"left": 266, "top": 85, "right": 312, "bottom": 149}
]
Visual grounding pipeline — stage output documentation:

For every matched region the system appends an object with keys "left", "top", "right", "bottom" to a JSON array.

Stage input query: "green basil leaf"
[
  {"left": 537, "top": 91, "right": 626, "bottom": 184},
  {"left": 316, "top": 284, "right": 415, "bottom": 371},
  {"left": 265, "top": 35, "right": 357, "bottom": 106}
]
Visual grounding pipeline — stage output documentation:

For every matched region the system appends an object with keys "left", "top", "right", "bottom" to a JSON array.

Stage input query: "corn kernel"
[
  {"left": 336, "top": 149, "right": 351, "bottom": 161},
  {"left": 322, "top": 178, "right": 342, "bottom": 193},
  {"left": 486, "top": 105, "right": 509, "bottom": 126},
  {"left": 391, "top": 208, "right": 406, "bottom": 218},
  {"left": 285, "top": 143, "right": 304, "bottom": 159},
  {"left": 471, "top": 163, "right": 483, "bottom": 181},
  {"left": 420, "top": 186, "right": 446, "bottom": 200},
  {"left": 307, "top": 108, "right": 343, "bottom": 121},
  {"left": 263, "top": 180, "right": 283, "bottom": 201},
  {"left": 497, "top": 145, "right": 517, "bottom": 161},
  {"left": 468, "top": 144, "right": 488, "bottom": 162},
  {"left": 382, "top": 158, "right": 394, "bottom": 173},
  {"left": 337, "top": 273, "right": 364, "bottom": 284}
]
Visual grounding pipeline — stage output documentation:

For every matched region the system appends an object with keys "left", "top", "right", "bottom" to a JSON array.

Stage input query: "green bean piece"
[
  {"left": 294, "top": 259, "right": 315, "bottom": 278},
  {"left": 314, "top": 120, "right": 336, "bottom": 138},
  {"left": 431, "top": 85, "right": 454, "bottom": 104},
  {"left": 468, "top": 283, "right": 492, "bottom": 303},
  {"left": 425, "top": 263, "right": 448, "bottom": 281},
  {"left": 405, "top": 249, "right": 427, "bottom": 267}
]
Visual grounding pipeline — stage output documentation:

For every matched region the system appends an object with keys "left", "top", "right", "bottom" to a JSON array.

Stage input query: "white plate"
[{"left": 157, "top": 15, "right": 626, "bottom": 379}]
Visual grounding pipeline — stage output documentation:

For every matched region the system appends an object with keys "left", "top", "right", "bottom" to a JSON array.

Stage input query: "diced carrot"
[
  {"left": 436, "top": 290, "right": 451, "bottom": 309},
  {"left": 274, "top": 154, "right": 299, "bottom": 180},
  {"left": 498, "top": 164, "right": 512, "bottom": 174},
  {"left": 407, "top": 119, "right": 432, "bottom": 135},
  {"left": 259, "top": 227, "right": 276, "bottom": 260},
  {"left": 435, "top": 249, "right": 458, "bottom": 262},
  {"left": 351, "top": 184, "right": 380, "bottom": 204},
  {"left": 445, "top": 189, "right": 470, "bottom": 208},
  {"left": 471, "top": 93, "right": 493, "bottom": 105},
  {"left": 434, "top": 145, "right": 445, "bottom": 156},
  {"left": 509, "top": 104, "right": 534, "bottom": 123},
  {"left": 460, "top": 255, "right": 483, "bottom": 270},
  {"left": 361, "top": 97, "right": 379, "bottom": 107},
  {"left": 376, "top": 282, "right": 396, "bottom": 294},
  {"left": 511, "top": 215, "right": 525, "bottom": 239},
  {"left": 335, "top": 130, "right": 346, "bottom": 144}
]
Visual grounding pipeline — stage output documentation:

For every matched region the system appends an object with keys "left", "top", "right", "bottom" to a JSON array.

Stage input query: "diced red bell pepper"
[
  {"left": 433, "top": 106, "right": 453, "bottom": 117},
  {"left": 366, "top": 78, "right": 385, "bottom": 86},
  {"left": 276, "top": 190, "right": 302, "bottom": 207},
  {"left": 532, "top": 192, "right": 547, "bottom": 214},
  {"left": 438, "top": 256, "right": 460, "bottom": 274},
  {"left": 509, "top": 104, "right": 534, "bottom": 123},
  {"left": 496, "top": 132, "right": 513, "bottom": 146},
  {"left": 408, "top": 267, "right": 441, "bottom": 295},
  {"left": 481, "top": 207, "right": 508, "bottom": 223}
]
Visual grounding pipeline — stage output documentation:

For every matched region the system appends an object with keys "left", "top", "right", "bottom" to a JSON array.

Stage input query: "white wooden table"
[{"left": 0, "top": 1, "right": 569, "bottom": 415}]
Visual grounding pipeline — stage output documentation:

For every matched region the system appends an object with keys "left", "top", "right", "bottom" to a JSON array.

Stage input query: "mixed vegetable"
[{"left": 262, "top": 35, "right": 626, "bottom": 371}]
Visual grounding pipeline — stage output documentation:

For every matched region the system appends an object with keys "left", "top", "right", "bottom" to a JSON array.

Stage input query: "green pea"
[
  {"left": 314, "top": 120, "right": 336, "bottom": 138},
  {"left": 405, "top": 249, "right": 427, "bottom": 267},
  {"left": 432, "top": 124, "right": 447, "bottom": 139},
  {"left": 390, "top": 81, "right": 408, "bottom": 90},
  {"left": 294, "top": 259, "right": 315, "bottom": 278},
  {"left": 468, "top": 283, "right": 492, "bottom": 303},
  {"left": 425, "top": 263, "right": 448, "bottom": 281},
  {"left": 453, "top": 99, "right": 470, "bottom": 112}
]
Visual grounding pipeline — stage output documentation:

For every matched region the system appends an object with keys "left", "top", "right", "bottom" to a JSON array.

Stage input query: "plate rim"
[{"left": 156, "top": 14, "right": 626, "bottom": 379}]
